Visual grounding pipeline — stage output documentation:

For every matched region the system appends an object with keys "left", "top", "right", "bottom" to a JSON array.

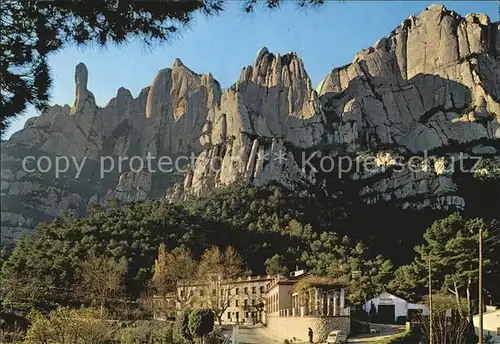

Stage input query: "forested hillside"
[{"left": 2, "top": 184, "right": 499, "bottom": 314}]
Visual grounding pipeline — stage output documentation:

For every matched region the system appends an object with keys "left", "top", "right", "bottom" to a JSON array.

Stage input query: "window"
[
  {"left": 235, "top": 300, "right": 239, "bottom": 307},
  {"left": 199, "top": 290, "right": 204, "bottom": 297},
  {"left": 220, "top": 289, "right": 224, "bottom": 296},
  {"left": 252, "top": 287, "right": 256, "bottom": 294},
  {"left": 244, "top": 287, "right": 248, "bottom": 294},
  {"left": 260, "top": 286, "right": 264, "bottom": 294},
  {"left": 235, "top": 288, "right": 239, "bottom": 295},
  {"left": 252, "top": 299, "right": 256, "bottom": 305},
  {"left": 244, "top": 299, "right": 248, "bottom": 307},
  {"left": 228, "top": 300, "right": 231, "bottom": 307},
  {"left": 227, "top": 313, "right": 231, "bottom": 320},
  {"left": 189, "top": 290, "right": 193, "bottom": 297}
]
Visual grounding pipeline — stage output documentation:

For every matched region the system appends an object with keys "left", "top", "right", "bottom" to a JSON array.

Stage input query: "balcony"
[{"left": 276, "top": 307, "right": 350, "bottom": 317}]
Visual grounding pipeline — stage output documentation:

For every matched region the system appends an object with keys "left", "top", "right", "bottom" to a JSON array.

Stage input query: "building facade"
[
  {"left": 264, "top": 272, "right": 351, "bottom": 342},
  {"left": 362, "top": 292, "right": 429, "bottom": 323},
  {"left": 473, "top": 307, "right": 500, "bottom": 343},
  {"left": 154, "top": 275, "right": 274, "bottom": 324},
  {"left": 266, "top": 274, "right": 349, "bottom": 317},
  {"left": 154, "top": 270, "right": 352, "bottom": 342},
  {"left": 220, "top": 275, "right": 273, "bottom": 324}
]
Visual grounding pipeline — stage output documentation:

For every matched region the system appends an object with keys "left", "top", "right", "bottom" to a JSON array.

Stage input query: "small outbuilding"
[
  {"left": 473, "top": 306, "right": 500, "bottom": 343},
  {"left": 362, "top": 292, "right": 428, "bottom": 323}
]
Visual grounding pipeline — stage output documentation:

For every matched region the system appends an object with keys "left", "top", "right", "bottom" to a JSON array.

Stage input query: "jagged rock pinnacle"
[
  {"left": 254, "top": 47, "right": 269, "bottom": 66},
  {"left": 75, "top": 62, "right": 88, "bottom": 91},
  {"left": 426, "top": 4, "right": 446, "bottom": 12},
  {"left": 2, "top": 6, "right": 499, "bottom": 244},
  {"left": 71, "top": 63, "right": 89, "bottom": 115},
  {"left": 173, "top": 58, "right": 184, "bottom": 68}
]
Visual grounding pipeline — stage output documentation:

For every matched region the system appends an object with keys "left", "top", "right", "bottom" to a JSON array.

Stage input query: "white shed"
[
  {"left": 473, "top": 307, "right": 500, "bottom": 343},
  {"left": 363, "top": 292, "right": 428, "bottom": 323}
]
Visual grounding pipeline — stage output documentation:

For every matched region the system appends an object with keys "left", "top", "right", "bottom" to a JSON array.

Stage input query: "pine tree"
[
  {"left": 264, "top": 254, "right": 289, "bottom": 276},
  {"left": 395, "top": 214, "right": 499, "bottom": 318}
]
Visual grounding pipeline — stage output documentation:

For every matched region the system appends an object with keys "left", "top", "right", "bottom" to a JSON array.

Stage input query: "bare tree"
[
  {"left": 150, "top": 244, "right": 198, "bottom": 316},
  {"left": 197, "top": 246, "right": 243, "bottom": 325},
  {"left": 416, "top": 294, "right": 472, "bottom": 344},
  {"left": 139, "top": 287, "right": 157, "bottom": 318},
  {"left": 77, "top": 255, "right": 126, "bottom": 319},
  {"left": 24, "top": 307, "right": 116, "bottom": 344}
]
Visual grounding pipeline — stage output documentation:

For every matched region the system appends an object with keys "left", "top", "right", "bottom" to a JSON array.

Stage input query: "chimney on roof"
[{"left": 290, "top": 269, "right": 305, "bottom": 278}]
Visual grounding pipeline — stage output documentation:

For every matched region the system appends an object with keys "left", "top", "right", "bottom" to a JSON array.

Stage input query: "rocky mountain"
[{"left": 1, "top": 5, "right": 499, "bottom": 243}]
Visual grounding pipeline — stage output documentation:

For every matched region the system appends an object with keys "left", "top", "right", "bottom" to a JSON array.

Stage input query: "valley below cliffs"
[{"left": 1, "top": 4, "right": 499, "bottom": 243}]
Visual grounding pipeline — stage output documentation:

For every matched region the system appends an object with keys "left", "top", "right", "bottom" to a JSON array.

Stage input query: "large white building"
[
  {"left": 154, "top": 270, "right": 351, "bottom": 342},
  {"left": 263, "top": 271, "right": 351, "bottom": 342},
  {"left": 153, "top": 275, "right": 274, "bottom": 324},
  {"left": 221, "top": 275, "right": 272, "bottom": 324},
  {"left": 363, "top": 292, "right": 428, "bottom": 323},
  {"left": 473, "top": 307, "right": 500, "bottom": 343}
]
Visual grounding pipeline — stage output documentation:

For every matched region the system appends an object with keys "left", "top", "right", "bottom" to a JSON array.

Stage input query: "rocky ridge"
[{"left": 1, "top": 5, "right": 499, "bottom": 242}]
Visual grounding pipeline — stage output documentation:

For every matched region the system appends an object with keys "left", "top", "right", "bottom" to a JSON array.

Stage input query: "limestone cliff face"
[
  {"left": 318, "top": 5, "right": 499, "bottom": 153},
  {"left": 185, "top": 49, "right": 327, "bottom": 196},
  {"left": 1, "top": 59, "right": 220, "bottom": 242},
  {"left": 181, "top": 5, "right": 499, "bottom": 205},
  {"left": 1, "top": 5, "right": 499, "bottom": 243}
]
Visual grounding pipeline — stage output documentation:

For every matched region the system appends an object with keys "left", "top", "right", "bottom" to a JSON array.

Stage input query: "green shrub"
[
  {"left": 175, "top": 309, "right": 192, "bottom": 343},
  {"left": 351, "top": 306, "right": 369, "bottom": 322},
  {"left": 119, "top": 321, "right": 173, "bottom": 344},
  {"left": 350, "top": 319, "right": 370, "bottom": 335},
  {"left": 188, "top": 309, "right": 215, "bottom": 341},
  {"left": 204, "top": 326, "right": 223, "bottom": 344},
  {"left": 373, "top": 330, "right": 420, "bottom": 344},
  {"left": 24, "top": 307, "right": 117, "bottom": 344}
]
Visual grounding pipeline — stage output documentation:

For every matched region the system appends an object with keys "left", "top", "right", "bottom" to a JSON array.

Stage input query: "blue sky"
[{"left": 4, "top": 1, "right": 497, "bottom": 138}]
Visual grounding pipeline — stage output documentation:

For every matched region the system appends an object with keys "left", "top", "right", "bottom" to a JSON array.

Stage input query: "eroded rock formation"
[{"left": 1, "top": 5, "right": 499, "bottom": 242}]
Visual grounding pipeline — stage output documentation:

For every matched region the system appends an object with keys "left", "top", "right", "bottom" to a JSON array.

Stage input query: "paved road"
[
  {"left": 347, "top": 323, "right": 405, "bottom": 343},
  {"left": 221, "top": 323, "right": 405, "bottom": 344},
  {"left": 237, "top": 326, "right": 275, "bottom": 344},
  {"left": 222, "top": 325, "right": 277, "bottom": 344}
]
